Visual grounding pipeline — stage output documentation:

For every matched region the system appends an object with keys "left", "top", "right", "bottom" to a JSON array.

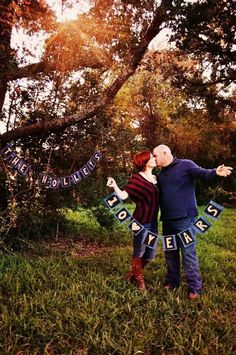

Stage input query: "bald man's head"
[{"left": 153, "top": 144, "right": 173, "bottom": 167}]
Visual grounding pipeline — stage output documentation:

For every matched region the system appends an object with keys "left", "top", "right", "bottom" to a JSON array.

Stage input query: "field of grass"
[{"left": 0, "top": 207, "right": 235, "bottom": 354}]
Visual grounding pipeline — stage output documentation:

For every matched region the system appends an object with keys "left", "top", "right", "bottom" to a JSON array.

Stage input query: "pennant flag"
[
  {"left": 80, "top": 165, "right": 90, "bottom": 178},
  {"left": 17, "top": 161, "right": 30, "bottom": 176},
  {"left": 104, "top": 193, "right": 122, "bottom": 210},
  {"left": 93, "top": 151, "right": 103, "bottom": 163},
  {"left": 87, "top": 158, "right": 96, "bottom": 171},
  {"left": 71, "top": 171, "right": 82, "bottom": 184},
  {"left": 203, "top": 200, "right": 224, "bottom": 220},
  {"left": 128, "top": 219, "right": 144, "bottom": 235},
  {"left": 61, "top": 176, "right": 71, "bottom": 188},
  {"left": 40, "top": 174, "right": 49, "bottom": 185},
  {"left": 142, "top": 230, "right": 158, "bottom": 249},
  {"left": 193, "top": 216, "right": 212, "bottom": 234},
  {"left": 178, "top": 228, "right": 195, "bottom": 248},
  {"left": 0, "top": 144, "right": 13, "bottom": 156},
  {"left": 8, "top": 155, "right": 21, "bottom": 169},
  {"left": 5, "top": 150, "right": 16, "bottom": 162},
  {"left": 114, "top": 207, "right": 131, "bottom": 224},
  {"left": 162, "top": 234, "right": 177, "bottom": 251},
  {"left": 49, "top": 178, "right": 60, "bottom": 189}
]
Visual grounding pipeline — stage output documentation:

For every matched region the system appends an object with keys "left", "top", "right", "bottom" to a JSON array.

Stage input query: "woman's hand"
[
  {"left": 107, "top": 177, "right": 117, "bottom": 189},
  {"left": 107, "top": 177, "right": 129, "bottom": 200}
]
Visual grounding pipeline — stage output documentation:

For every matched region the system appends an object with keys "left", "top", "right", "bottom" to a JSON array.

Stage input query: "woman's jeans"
[
  {"left": 133, "top": 222, "right": 158, "bottom": 261},
  {"left": 162, "top": 217, "right": 202, "bottom": 294}
]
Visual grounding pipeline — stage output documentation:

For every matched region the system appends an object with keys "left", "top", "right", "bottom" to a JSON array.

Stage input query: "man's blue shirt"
[{"left": 157, "top": 158, "right": 217, "bottom": 221}]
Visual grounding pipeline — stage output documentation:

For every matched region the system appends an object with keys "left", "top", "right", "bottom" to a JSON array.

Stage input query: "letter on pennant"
[
  {"left": 10, "top": 156, "right": 22, "bottom": 169},
  {"left": 203, "top": 200, "right": 224, "bottom": 220},
  {"left": 40, "top": 174, "right": 49, "bottom": 185},
  {"left": 5, "top": 151, "right": 16, "bottom": 162},
  {"left": 114, "top": 207, "right": 131, "bottom": 224},
  {"left": 142, "top": 230, "right": 158, "bottom": 249},
  {"left": 50, "top": 178, "right": 60, "bottom": 189},
  {"left": 178, "top": 228, "right": 195, "bottom": 248},
  {"left": 193, "top": 216, "right": 212, "bottom": 234},
  {"left": 104, "top": 193, "right": 122, "bottom": 210},
  {"left": 0, "top": 145, "right": 13, "bottom": 156},
  {"left": 81, "top": 166, "right": 90, "bottom": 178},
  {"left": 87, "top": 158, "right": 96, "bottom": 171},
  {"left": 71, "top": 171, "right": 82, "bottom": 184},
  {"left": 93, "top": 151, "right": 102, "bottom": 162},
  {"left": 17, "top": 161, "right": 30, "bottom": 176},
  {"left": 61, "top": 176, "right": 71, "bottom": 188},
  {"left": 162, "top": 235, "right": 177, "bottom": 251}
]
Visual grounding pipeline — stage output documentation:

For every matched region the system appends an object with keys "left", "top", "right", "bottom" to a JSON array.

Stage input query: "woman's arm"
[{"left": 107, "top": 177, "right": 129, "bottom": 200}]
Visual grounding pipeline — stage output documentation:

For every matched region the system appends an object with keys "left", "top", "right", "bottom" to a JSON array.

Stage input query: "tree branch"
[
  {"left": 4, "top": 58, "right": 107, "bottom": 82},
  {"left": 0, "top": 0, "right": 173, "bottom": 145}
]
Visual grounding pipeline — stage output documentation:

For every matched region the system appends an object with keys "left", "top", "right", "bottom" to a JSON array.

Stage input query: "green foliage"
[
  {"left": 16, "top": 204, "right": 60, "bottom": 240},
  {"left": 59, "top": 207, "right": 131, "bottom": 246},
  {"left": 0, "top": 208, "right": 235, "bottom": 354},
  {"left": 196, "top": 183, "right": 236, "bottom": 206},
  {"left": 59, "top": 207, "right": 101, "bottom": 238},
  {"left": 91, "top": 204, "right": 118, "bottom": 231},
  {"left": 0, "top": 0, "right": 235, "bottom": 244}
]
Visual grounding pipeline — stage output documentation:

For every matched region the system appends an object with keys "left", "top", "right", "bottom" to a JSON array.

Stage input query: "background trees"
[{"left": 0, "top": 0, "right": 235, "bottom": 240}]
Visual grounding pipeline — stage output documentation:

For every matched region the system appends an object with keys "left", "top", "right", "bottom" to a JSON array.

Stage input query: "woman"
[{"left": 107, "top": 151, "right": 160, "bottom": 290}]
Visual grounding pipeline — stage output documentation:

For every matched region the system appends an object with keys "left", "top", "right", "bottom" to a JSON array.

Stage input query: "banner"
[
  {"left": 40, "top": 152, "right": 103, "bottom": 189},
  {"left": 0, "top": 144, "right": 102, "bottom": 188},
  {"left": 0, "top": 144, "right": 30, "bottom": 176},
  {"left": 103, "top": 192, "right": 224, "bottom": 251}
]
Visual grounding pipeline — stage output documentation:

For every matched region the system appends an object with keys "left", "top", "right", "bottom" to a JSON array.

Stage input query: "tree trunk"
[{"left": 0, "top": 0, "right": 14, "bottom": 111}]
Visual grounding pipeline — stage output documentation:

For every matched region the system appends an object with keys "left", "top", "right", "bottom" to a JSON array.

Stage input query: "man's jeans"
[
  {"left": 133, "top": 222, "right": 158, "bottom": 261},
  {"left": 162, "top": 217, "right": 202, "bottom": 294}
]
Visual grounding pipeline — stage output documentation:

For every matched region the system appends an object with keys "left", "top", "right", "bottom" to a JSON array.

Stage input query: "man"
[{"left": 153, "top": 144, "right": 233, "bottom": 300}]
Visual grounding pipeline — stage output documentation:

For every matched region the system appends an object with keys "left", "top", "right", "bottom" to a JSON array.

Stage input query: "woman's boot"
[
  {"left": 124, "top": 258, "right": 149, "bottom": 285},
  {"left": 131, "top": 257, "right": 146, "bottom": 290}
]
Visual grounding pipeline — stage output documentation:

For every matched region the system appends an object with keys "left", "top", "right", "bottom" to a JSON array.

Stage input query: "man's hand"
[{"left": 216, "top": 165, "right": 233, "bottom": 177}]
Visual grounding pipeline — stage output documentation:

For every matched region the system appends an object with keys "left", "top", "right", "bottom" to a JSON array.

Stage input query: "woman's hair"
[{"left": 133, "top": 151, "right": 151, "bottom": 172}]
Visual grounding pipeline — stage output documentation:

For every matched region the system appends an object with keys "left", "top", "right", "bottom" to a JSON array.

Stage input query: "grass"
[{"left": 0, "top": 207, "right": 235, "bottom": 354}]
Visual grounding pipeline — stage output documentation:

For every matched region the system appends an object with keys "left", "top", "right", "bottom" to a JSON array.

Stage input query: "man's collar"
[{"left": 163, "top": 157, "right": 178, "bottom": 170}]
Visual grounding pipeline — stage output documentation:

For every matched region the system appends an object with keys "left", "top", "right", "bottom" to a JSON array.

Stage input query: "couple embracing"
[{"left": 107, "top": 145, "right": 232, "bottom": 300}]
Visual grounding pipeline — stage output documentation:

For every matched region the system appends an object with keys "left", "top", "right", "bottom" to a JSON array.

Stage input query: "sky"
[
  {"left": 1, "top": 1, "right": 91, "bottom": 133},
  {"left": 10, "top": 1, "right": 172, "bottom": 66}
]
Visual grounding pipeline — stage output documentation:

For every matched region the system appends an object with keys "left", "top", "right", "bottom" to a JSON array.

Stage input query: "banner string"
[
  {"left": 46, "top": 136, "right": 55, "bottom": 173},
  {"left": 212, "top": 178, "right": 224, "bottom": 201}
]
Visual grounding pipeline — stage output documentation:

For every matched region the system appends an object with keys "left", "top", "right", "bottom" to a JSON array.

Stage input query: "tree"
[
  {"left": 166, "top": 0, "right": 236, "bottom": 117},
  {"left": 0, "top": 0, "right": 173, "bottom": 144}
]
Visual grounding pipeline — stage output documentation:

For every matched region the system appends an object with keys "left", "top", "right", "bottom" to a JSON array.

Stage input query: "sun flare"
[{"left": 46, "top": 0, "right": 91, "bottom": 22}]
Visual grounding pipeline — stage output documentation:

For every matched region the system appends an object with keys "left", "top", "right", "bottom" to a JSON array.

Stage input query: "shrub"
[{"left": 91, "top": 204, "right": 118, "bottom": 231}]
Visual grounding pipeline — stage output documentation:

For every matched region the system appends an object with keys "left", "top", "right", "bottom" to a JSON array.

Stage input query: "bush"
[
  {"left": 91, "top": 205, "right": 118, "bottom": 231},
  {"left": 16, "top": 204, "right": 60, "bottom": 240}
]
